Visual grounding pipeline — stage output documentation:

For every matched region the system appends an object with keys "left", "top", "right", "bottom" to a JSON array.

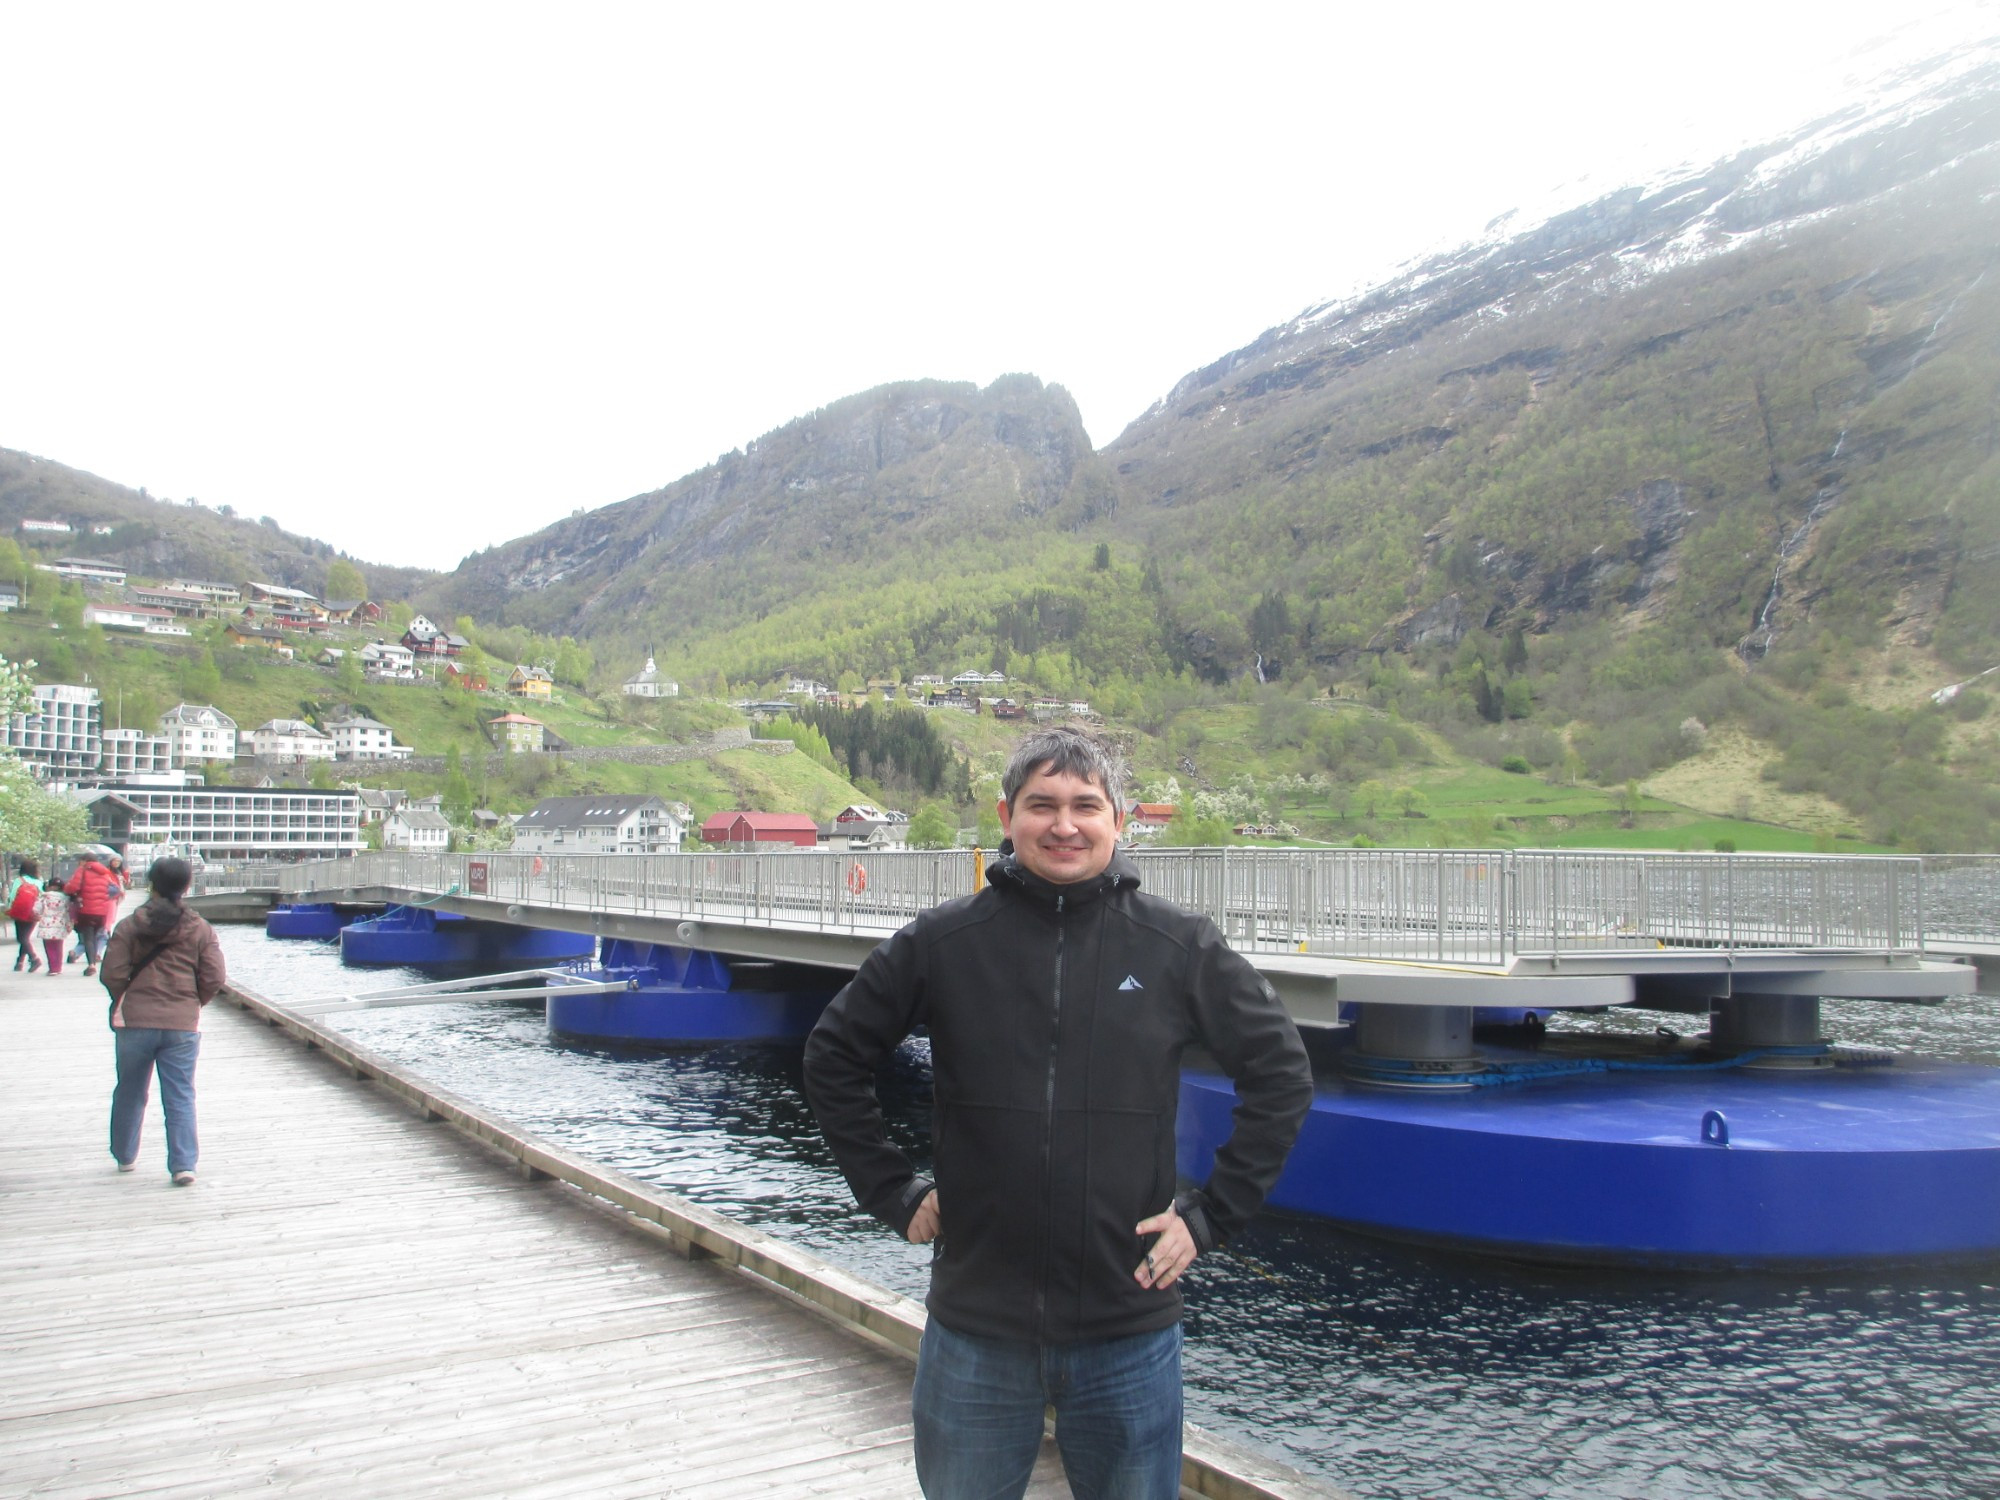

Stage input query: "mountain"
[
  {"left": 429, "top": 374, "right": 1120, "bottom": 665},
  {"left": 1102, "top": 37, "right": 2000, "bottom": 680},
  {"left": 0, "top": 449, "right": 438, "bottom": 601}
]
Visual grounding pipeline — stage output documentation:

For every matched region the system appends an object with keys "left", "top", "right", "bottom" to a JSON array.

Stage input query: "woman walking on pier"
[
  {"left": 101, "top": 858, "right": 226, "bottom": 1185},
  {"left": 8, "top": 858, "right": 44, "bottom": 971}
]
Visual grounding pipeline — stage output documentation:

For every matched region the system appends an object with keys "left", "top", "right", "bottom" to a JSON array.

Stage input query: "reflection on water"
[{"left": 220, "top": 927, "right": 2000, "bottom": 1500}]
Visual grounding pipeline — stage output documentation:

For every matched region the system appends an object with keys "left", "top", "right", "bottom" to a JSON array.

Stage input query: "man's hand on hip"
[
  {"left": 1133, "top": 1204, "right": 1197, "bottom": 1289},
  {"left": 906, "top": 1188, "right": 941, "bottom": 1244}
]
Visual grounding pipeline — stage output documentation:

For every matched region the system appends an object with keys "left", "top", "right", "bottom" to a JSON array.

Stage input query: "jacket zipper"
[{"left": 1034, "top": 892, "right": 1065, "bottom": 1342}]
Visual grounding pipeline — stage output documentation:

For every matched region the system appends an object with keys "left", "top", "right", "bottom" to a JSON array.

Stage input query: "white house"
[
  {"left": 247, "top": 718, "right": 336, "bottom": 761},
  {"left": 358, "top": 639, "right": 419, "bottom": 680},
  {"left": 622, "top": 653, "right": 679, "bottom": 698},
  {"left": 381, "top": 807, "right": 451, "bottom": 852},
  {"left": 511, "top": 795, "right": 684, "bottom": 855},
  {"left": 43, "top": 557, "right": 127, "bottom": 586},
  {"left": 327, "top": 716, "right": 411, "bottom": 760},
  {"left": 84, "top": 604, "right": 190, "bottom": 637},
  {"left": 158, "top": 704, "right": 238, "bottom": 766}
]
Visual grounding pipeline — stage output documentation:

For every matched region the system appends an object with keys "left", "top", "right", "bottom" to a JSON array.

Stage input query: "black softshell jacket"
[{"left": 803, "top": 851, "right": 1313, "bottom": 1344}]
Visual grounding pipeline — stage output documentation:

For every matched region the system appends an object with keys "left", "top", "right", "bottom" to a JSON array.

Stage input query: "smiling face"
[{"left": 998, "top": 763, "right": 1126, "bottom": 885}]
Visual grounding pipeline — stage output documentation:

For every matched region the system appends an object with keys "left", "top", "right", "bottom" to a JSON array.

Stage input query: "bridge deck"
[{"left": 0, "top": 968, "right": 1088, "bottom": 1498}]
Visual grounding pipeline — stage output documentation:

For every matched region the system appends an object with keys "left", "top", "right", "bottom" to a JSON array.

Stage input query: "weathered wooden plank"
[{"left": 0, "top": 966, "right": 1343, "bottom": 1500}]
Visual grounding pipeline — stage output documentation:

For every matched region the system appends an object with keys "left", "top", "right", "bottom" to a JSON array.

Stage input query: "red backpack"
[{"left": 8, "top": 878, "right": 41, "bottom": 922}]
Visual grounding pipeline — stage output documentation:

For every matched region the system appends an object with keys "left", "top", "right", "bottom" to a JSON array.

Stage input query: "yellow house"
[{"left": 507, "top": 664, "right": 554, "bottom": 700}]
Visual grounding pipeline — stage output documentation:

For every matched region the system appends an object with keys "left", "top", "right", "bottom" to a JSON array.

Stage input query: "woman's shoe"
[
  {"left": 26, "top": 955, "right": 39, "bottom": 972},
  {"left": 82, "top": 965, "right": 96, "bottom": 977}
]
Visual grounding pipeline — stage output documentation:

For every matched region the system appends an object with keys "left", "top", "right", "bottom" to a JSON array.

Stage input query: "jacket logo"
[{"left": 1117, "top": 975, "right": 1144, "bottom": 991}]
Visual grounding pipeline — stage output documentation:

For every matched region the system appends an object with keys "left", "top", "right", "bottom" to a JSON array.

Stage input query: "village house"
[
  {"left": 159, "top": 704, "right": 237, "bottom": 766},
  {"left": 401, "top": 614, "right": 468, "bottom": 658},
  {"left": 622, "top": 653, "right": 678, "bottom": 698},
  {"left": 43, "top": 557, "right": 127, "bottom": 586},
  {"left": 441, "top": 662, "right": 489, "bottom": 692},
  {"left": 925, "top": 688, "right": 978, "bottom": 713},
  {"left": 130, "top": 585, "right": 217, "bottom": 618},
  {"left": 167, "top": 580, "right": 241, "bottom": 606},
  {"left": 1124, "top": 802, "right": 1176, "bottom": 841},
  {"left": 319, "top": 598, "right": 378, "bottom": 625},
  {"left": 0, "top": 586, "right": 19, "bottom": 612},
  {"left": 697, "top": 810, "right": 819, "bottom": 849},
  {"left": 247, "top": 718, "right": 336, "bottom": 762},
  {"left": 506, "top": 664, "right": 554, "bottom": 699},
  {"left": 818, "top": 816, "right": 908, "bottom": 853},
  {"left": 345, "top": 785, "right": 406, "bottom": 825},
  {"left": 326, "top": 716, "right": 411, "bottom": 760},
  {"left": 489, "top": 713, "right": 547, "bottom": 753},
  {"left": 223, "top": 620, "right": 293, "bottom": 656},
  {"left": 381, "top": 807, "right": 452, "bottom": 852},
  {"left": 513, "top": 795, "right": 684, "bottom": 855},
  {"left": 358, "top": 639, "right": 419, "bottom": 680},
  {"left": 267, "top": 605, "right": 332, "bottom": 633},
  {"left": 83, "top": 604, "right": 189, "bottom": 637},
  {"left": 990, "top": 697, "right": 1026, "bottom": 720},
  {"left": 245, "top": 582, "right": 322, "bottom": 611}
]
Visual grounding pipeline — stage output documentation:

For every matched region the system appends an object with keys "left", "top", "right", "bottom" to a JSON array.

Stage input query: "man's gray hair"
[{"left": 1001, "top": 727, "right": 1125, "bottom": 811}]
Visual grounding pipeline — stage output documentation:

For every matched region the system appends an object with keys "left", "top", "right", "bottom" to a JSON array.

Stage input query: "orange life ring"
[{"left": 846, "top": 863, "right": 868, "bottom": 895}]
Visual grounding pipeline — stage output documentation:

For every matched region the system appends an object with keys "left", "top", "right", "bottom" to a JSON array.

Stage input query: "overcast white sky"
[{"left": 3, "top": 2, "right": 1994, "bottom": 573}]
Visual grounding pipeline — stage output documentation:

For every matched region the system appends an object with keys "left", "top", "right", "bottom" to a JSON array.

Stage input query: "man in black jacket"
[{"left": 804, "top": 728, "right": 1313, "bottom": 1499}]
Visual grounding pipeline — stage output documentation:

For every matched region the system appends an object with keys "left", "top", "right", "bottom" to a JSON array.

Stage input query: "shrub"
[{"left": 1500, "top": 754, "right": 1532, "bottom": 774}]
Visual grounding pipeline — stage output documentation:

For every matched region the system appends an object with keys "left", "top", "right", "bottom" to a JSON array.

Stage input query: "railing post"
[
  {"left": 1725, "top": 855, "right": 1735, "bottom": 955},
  {"left": 1436, "top": 850, "right": 1445, "bottom": 963},
  {"left": 1914, "top": 858, "right": 1924, "bottom": 956}
]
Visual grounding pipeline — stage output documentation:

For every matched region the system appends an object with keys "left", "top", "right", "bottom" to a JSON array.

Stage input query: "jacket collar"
[{"left": 987, "top": 847, "right": 1141, "bottom": 908}]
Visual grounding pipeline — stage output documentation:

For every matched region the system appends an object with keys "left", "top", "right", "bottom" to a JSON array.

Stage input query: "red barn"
[{"left": 698, "top": 811, "right": 820, "bottom": 849}]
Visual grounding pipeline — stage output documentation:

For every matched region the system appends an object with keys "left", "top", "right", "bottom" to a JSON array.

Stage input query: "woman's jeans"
[
  {"left": 911, "top": 1319, "right": 1183, "bottom": 1500},
  {"left": 13, "top": 919, "right": 35, "bottom": 966},
  {"left": 111, "top": 1028, "right": 201, "bottom": 1174},
  {"left": 74, "top": 918, "right": 106, "bottom": 966}
]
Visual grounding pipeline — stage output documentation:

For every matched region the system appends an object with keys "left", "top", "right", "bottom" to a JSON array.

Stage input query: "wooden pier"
[{"left": 0, "top": 966, "right": 1340, "bottom": 1499}]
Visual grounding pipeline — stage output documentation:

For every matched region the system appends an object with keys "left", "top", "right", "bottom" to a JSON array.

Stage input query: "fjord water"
[{"left": 220, "top": 926, "right": 2000, "bottom": 1499}]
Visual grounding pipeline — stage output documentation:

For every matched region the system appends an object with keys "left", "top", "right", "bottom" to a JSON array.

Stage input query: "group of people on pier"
[{"left": 7, "top": 849, "right": 226, "bottom": 1186}]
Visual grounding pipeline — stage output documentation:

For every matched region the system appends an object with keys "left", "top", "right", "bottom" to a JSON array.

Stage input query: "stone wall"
[{"left": 394, "top": 725, "right": 756, "bottom": 778}]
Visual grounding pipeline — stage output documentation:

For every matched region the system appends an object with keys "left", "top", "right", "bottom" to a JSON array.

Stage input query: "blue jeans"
[
  {"left": 911, "top": 1320, "right": 1183, "bottom": 1500},
  {"left": 111, "top": 1028, "right": 201, "bottom": 1174}
]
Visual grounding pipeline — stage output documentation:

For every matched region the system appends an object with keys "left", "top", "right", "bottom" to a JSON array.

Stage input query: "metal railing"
[{"left": 192, "top": 846, "right": 1976, "bottom": 963}]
